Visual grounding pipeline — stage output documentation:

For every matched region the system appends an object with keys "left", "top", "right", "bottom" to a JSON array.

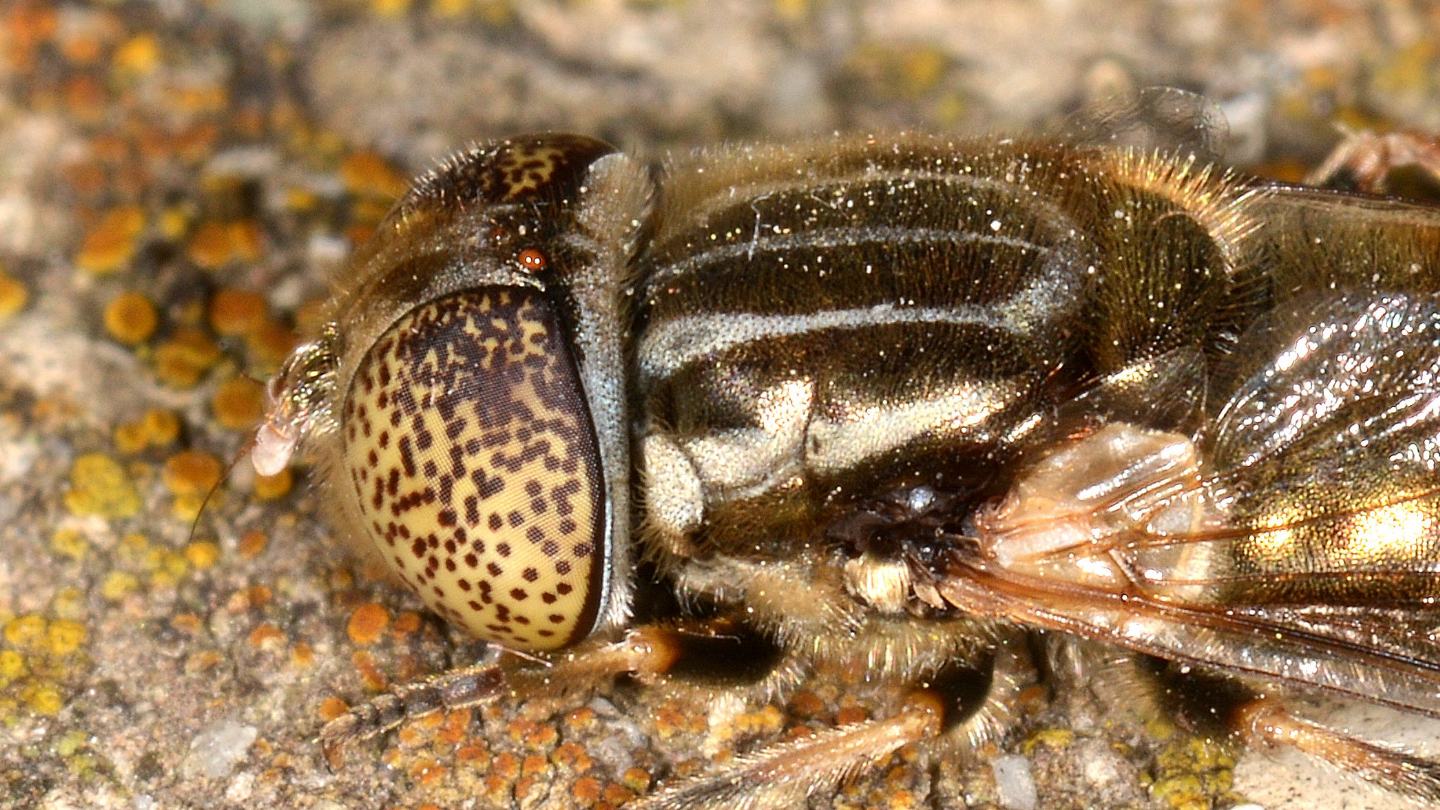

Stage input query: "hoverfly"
[{"left": 253, "top": 90, "right": 1440, "bottom": 807}]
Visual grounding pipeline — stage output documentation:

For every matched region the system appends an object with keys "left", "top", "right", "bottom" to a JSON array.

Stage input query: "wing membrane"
[{"left": 936, "top": 289, "right": 1440, "bottom": 714}]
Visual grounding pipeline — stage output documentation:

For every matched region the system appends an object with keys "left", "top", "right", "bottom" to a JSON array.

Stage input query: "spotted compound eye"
[{"left": 341, "top": 286, "right": 605, "bottom": 651}]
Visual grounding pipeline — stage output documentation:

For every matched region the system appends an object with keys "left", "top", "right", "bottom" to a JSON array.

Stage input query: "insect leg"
[
  {"left": 318, "top": 620, "right": 786, "bottom": 763},
  {"left": 1305, "top": 129, "right": 1440, "bottom": 194},
  {"left": 1234, "top": 697, "right": 1440, "bottom": 802},
  {"left": 631, "top": 638, "right": 1030, "bottom": 810}
]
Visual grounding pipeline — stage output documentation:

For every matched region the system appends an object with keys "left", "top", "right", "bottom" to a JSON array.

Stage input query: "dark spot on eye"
[
  {"left": 522, "top": 567, "right": 538, "bottom": 582},
  {"left": 547, "top": 614, "right": 564, "bottom": 624},
  {"left": 541, "top": 592, "right": 556, "bottom": 604},
  {"left": 556, "top": 561, "right": 571, "bottom": 575},
  {"left": 438, "top": 509, "right": 457, "bottom": 527},
  {"left": 525, "top": 480, "right": 542, "bottom": 497},
  {"left": 527, "top": 527, "right": 544, "bottom": 544},
  {"left": 542, "top": 540, "right": 559, "bottom": 556},
  {"left": 574, "top": 543, "right": 593, "bottom": 558},
  {"left": 487, "top": 562, "right": 502, "bottom": 576},
  {"left": 510, "top": 588, "right": 528, "bottom": 601},
  {"left": 458, "top": 579, "right": 472, "bottom": 591},
  {"left": 497, "top": 542, "right": 511, "bottom": 557},
  {"left": 557, "top": 582, "right": 573, "bottom": 595},
  {"left": 488, "top": 513, "right": 503, "bottom": 531},
  {"left": 464, "top": 553, "right": 479, "bottom": 567}
]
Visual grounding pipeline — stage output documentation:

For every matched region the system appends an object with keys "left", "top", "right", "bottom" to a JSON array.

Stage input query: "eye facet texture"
[{"left": 342, "top": 286, "right": 605, "bottom": 650}]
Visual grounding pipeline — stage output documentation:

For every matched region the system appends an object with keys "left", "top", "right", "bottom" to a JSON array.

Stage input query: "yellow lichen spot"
[
  {"left": 143, "top": 408, "right": 181, "bottom": 446},
  {"left": 113, "top": 420, "right": 149, "bottom": 454},
  {"left": 347, "top": 603, "right": 390, "bottom": 646},
  {"left": 113, "top": 33, "right": 159, "bottom": 75},
  {"left": 45, "top": 620, "right": 86, "bottom": 656},
  {"left": 50, "top": 528, "right": 88, "bottom": 561},
  {"left": 158, "top": 205, "right": 191, "bottom": 240},
  {"left": 431, "top": 0, "right": 470, "bottom": 17},
  {"left": 208, "top": 288, "right": 267, "bottom": 337},
  {"left": 4, "top": 615, "right": 46, "bottom": 649},
  {"left": 162, "top": 450, "right": 222, "bottom": 496},
  {"left": 283, "top": 186, "right": 318, "bottom": 213},
  {"left": 371, "top": 0, "right": 413, "bottom": 19},
  {"left": 0, "top": 650, "right": 25, "bottom": 686},
  {"left": 774, "top": 0, "right": 808, "bottom": 21},
  {"left": 50, "top": 588, "right": 87, "bottom": 621},
  {"left": 210, "top": 376, "right": 264, "bottom": 430},
  {"left": 23, "top": 682, "right": 64, "bottom": 716},
  {"left": 100, "top": 571, "right": 139, "bottom": 601},
  {"left": 0, "top": 270, "right": 28, "bottom": 322},
  {"left": 64, "top": 453, "right": 141, "bottom": 518},
  {"left": 340, "top": 151, "right": 408, "bottom": 199},
  {"left": 160, "top": 549, "right": 189, "bottom": 579},
  {"left": 184, "top": 541, "right": 220, "bottom": 570},
  {"left": 76, "top": 206, "right": 146, "bottom": 275},
  {"left": 1022, "top": 727, "right": 1076, "bottom": 755},
  {"left": 153, "top": 327, "right": 222, "bottom": 387},
  {"left": 52, "top": 729, "right": 89, "bottom": 758},
  {"left": 103, "top": 291, "right": 159, "bottom": 345},
  {"left": 252, "top": 468, "right": 292, "bottom": 501}
]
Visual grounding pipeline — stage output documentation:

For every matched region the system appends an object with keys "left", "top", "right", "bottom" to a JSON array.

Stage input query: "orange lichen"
[
  {"left": 112, "top": 33, "right": 159, "bottom": 76},
  {"left": 346, "top": 603, "right": 390, "bottom": 646},
  {"left": 456, "top": 743, "right": 488, "bottom": 764},
  {"left": 153, "top": 327, "right": 222, "bottom": 387},
  {"left": 161, "top": 450, "right": 222, "bottom": 496},
  {"left": 318, "top": 696, "right": 349, "bottom": 722},
  {"left": 187, "top": 220, "right": 263, "bottom": 270},
  {"left": 836, "top": 705, "right": 870, "bottom": 726},
  {"left": 571, "top": 776, "right": 604, "bottom": 806},
  {"left": 64, "top": 453, "right": 141, "bottom": 518},
  {"left": 340, "top": 151, "right": 408, "bottom": 199},
  {"left": 245, "top": 320, "right": 299, "bottom": 372},
  {"left": 103, "top": 291, "right": 159, "bottom": 345},
  {"left": 208, "top": 288, "right": 267, "bottom": 337},
  {"left": 76, "top": 206, "right": 145, "bottom": 275},
  {"left": 601, "top": 783, "right": 636, "bottom": 805},
  {"left": 114, "top": 408, "right": 180, "bottom": 454},
  {"left": 247, "top": 623, "right": 285, "bottom": 649},
  {"left": 211, "top": 375, "right": 264, "bottom": 430},
  {"left": 291, "top": 643, "right": 314, "bottom": 668},
  {"left": 552, "top": 741, "right": 594, "bottom": 773},
  {"left": 238, "top": 529, "right": 268, "bottom": 558},
  {"left": 620, "top": 767, "right": 651, "bottom": 793},
  {"left": 0, "top": 270, "right": 28, "bottom": 322},
  {"left": 389, "top": 610, "right": 421, "bottom": 639},
  {"left": 788, "top": 690, "right": 826, "bottom": 718},
  {"left": 169, "top": 614, "right": 203, "bottom": 634},
  {"left": 252, "top": 468, "right": 293, "bottom": 500},
  {"left": 437, "top": 709, "right": 471, "bottom": 745},
  {"left": 352, "top": 651, "right": 386, "bottom": 691}
]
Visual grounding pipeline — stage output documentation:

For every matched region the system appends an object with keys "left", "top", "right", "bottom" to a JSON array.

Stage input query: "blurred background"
[{"left": 1, "top": 1, "right": 1437, "bottom": 808}]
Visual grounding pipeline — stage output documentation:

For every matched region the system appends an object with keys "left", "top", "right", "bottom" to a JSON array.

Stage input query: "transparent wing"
[
  {"left": 928, "top": 291, "right": 1440, "bottom": 717},
  {"left": 1064, "top": 86, "right": 1230, "bottom": 162}
]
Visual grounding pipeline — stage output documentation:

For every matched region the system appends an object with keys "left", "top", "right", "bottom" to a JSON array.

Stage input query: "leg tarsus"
[{"left": 319, "top": 662, "right": 506, "bottom": 764}]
